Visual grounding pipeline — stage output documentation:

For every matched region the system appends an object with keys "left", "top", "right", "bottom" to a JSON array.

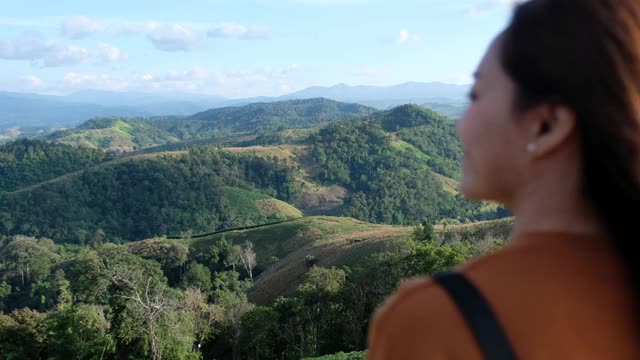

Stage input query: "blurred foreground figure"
[{"left": 367, "top": 1, "right": 640, "bottom": 359}]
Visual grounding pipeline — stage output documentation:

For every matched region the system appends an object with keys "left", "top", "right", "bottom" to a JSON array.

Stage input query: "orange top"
[{"left": 366, "top": 232, "right": 639, "bottom": 359}]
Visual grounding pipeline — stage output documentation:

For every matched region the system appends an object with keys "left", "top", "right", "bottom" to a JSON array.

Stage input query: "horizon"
[
  {"left": 0, "top": 80, "right": 472, "bottom": 100},
  {"left": 1, "top": 0, "right": 515, "bottom": 98}
]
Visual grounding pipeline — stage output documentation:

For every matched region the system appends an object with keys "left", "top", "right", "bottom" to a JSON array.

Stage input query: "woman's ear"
[{"left": 526, "top": 105, "right": 576, "bottom": 157}]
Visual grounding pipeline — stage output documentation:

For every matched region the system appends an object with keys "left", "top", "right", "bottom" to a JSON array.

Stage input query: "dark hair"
[{"left": 501, "top": 0, "right": 640, "bottom": 328}]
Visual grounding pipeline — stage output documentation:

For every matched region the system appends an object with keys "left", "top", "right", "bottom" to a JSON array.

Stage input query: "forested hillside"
[
  {"left": 0, "top": 147, "right": 300, "bottom": 243},
  {"left": 0, "top": 139, "right": 113, "bottom": 193},
  {"left": 45, "top": 98, "right": 377, "bottom": 152},
  {"left": 47, "top": 117, "right": 180, "bottom": 152},
  {"left": 0, "top": 218, "right": 508, "bottom": 359},
  {"left": 306, "top": 117, "right": 488, "bottom": 224}
]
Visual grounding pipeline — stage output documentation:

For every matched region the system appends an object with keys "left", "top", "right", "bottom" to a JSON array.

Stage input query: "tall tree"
[{"left": 239, "top": 241, "right": 257, "bottom": 282}]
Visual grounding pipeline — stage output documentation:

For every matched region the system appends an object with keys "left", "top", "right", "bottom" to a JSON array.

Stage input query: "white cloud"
[
  {"left": 62, "top": 72, "right": 129, "bottom": 91},
  {"left": 146, "top": 23, "right": 199, "bottom": 52},
  {"left": 44, "top": 44, "right": 90, "bottom": 67},
  {"left": 207, "top": 23, "right": 270, "bottom": 39},
  {"left": 98, "top": 43, "right": 126, "bottom": 63},
  {"left": 465, "top": 0, "right": 521, "bottom": 16},
  {"left": 22, "top": 75, "right": 44, "bottom": 88},
  {"left": 398, "top": 29, "right": 421, "bottom": 44},
  {"left": 161, "top": 66, "right": 212, "bottom": 81},
  {"left": 0, "top": 31, "right": 90, "bottom": 67},
  {"left": 133, "top": 64, "right": 300, "bottom": 97},
  {"left": 61, "top": 16, "right": 105, "bottom": 39}
]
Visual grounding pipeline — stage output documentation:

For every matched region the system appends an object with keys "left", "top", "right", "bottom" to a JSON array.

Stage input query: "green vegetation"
[
  {"left": 183, "top": 98, "right": 377, "bottom": 134},
  {"left": 0, "top": 147, "right": 301, "bottom": 243},
  {"left": 45, "top": 99, "right": 376, "bottom": 153},
  {"left": 187, "top": 216, "right": 411, "bottom": 302},
  {"left": 0, "top": 139, "right": 113, "bottom": 193},
  {"left": 0, "top": 101, "right": 515, "bottom": 359},
  {"left": 307, "top": 119, "right": 495, "bottom": 224},
  {"left": 128, "top": 98, "right": 376, "bottom": 149},
  {"left": 367, "top": 104, "right": 462, "bottom": 179},
  {"left": 0, "top": 220, "right": 496, "bottom": 359},
  {"left": 47, "top": 117, "right": 180, "bottom": 152}
]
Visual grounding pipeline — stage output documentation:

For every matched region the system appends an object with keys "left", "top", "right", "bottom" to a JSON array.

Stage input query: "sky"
[{"left": 0, "top": 0, "right": 515, "bottom": 98}]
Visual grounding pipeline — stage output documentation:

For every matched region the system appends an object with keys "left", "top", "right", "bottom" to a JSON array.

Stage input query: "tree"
[
  {"left": 305, "top": 255, "right": 318, "bottom": 268},
  {"left": 413, "top": 220, "right": 435, "bottom": 243},
  {"left": 42, "top": 305, "right": 115, "bottom": 359},
  {"left": 100, "top": 245, "right": 191, "bottom": 360},
  {"left": 66, "top": 249, "right": 111, "bottom": 305},
  {"left": 180, "top": 261, "right": 213, "bottom": 293},
  {"left": 0, "top": 236, "right": 58, "bottom": 288},
  {"left": 239, "top": 241, "right": 257, "bottom": 281},
  {"left": 240, "top": 306, "right": 279, "bottom": 360},
  {"left": 184, "top": 288, "right": 220, "bottom": 353},
  {"left": 212, "top": 271, "right": 252, "bottom": 301},
  {"left": 90, "top": 229, "right": 106, "bottom": 247},
  {"left": 224, "top": 245, "right": 242, "bottom": 272},
  {"left": 216, "top": 292, "right": 255, "bottom": 360},
  {"left": 0, "top": 308, "right": 46, "bottom": 359},
  {"left": 298, "top": 266, "right": 346, "bottom": 356}
]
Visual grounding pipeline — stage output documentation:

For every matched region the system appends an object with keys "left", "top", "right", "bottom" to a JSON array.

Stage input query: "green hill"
[
  {"left": 182, "top": 216, "right": 512, "bottom": 305},
  {"left": 0, "top": 139, "right": 113, "bottom": 193},
  {"left": 47, "top": 117, "right": 180, "bottom": 152},
  {"left": 184, "top": 98, "right": 377, "bottom": 134},
  {"left": 130, "top": 98, "right": 376, "bottom": 146},
  {"left": 184, "top": 216, "right": 413, "bottom": 304},
  {"left": 366, "top": 104, "right": 462, "bottom": 179},
  {"left": 0, "top": 103, "right": 508, "bottom": 244},
  {"left": 305, "top": 117, "right": 495, "bottom": 224},
  {"left": 45, "top": 99, "right": 377, "bottom": 153},
  {"left": 0, "top": 147, "right": 302, "bottom": 243}
]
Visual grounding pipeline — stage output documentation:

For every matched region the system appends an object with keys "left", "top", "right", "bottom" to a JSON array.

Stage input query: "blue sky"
[{"left": 0, "top": 0, "right": 514, "bottom": 98}]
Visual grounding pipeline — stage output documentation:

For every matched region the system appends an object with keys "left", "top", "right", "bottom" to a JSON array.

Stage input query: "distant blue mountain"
[{"left": 0, "top": 82, "right": 470, "bottom": 131}]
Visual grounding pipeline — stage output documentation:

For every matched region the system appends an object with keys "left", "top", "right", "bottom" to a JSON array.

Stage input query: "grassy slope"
[
  {"left": 222, "top": 186, "right": 303, "bottom": 220},
  {"left": 435, "top": 217, "right": 514, "bottom": 245},
  {"left": 224, "top": 143, "right": 463, "bottom": 215},
  {"left": 49, "top": 118, "right": 179, "bottom": 152},
  {"left": 184, "top": 216, "right": 513, "bottom": 305},
  {"left": 186, "top": 216, "right": 412, "bottom": 304}
]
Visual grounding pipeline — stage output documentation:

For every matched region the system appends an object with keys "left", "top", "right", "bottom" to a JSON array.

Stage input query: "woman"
[{"left": 366, "top": 0, "right": 640, "bottom": 358}]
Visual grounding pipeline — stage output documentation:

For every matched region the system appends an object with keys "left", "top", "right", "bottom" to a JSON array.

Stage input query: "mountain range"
[{"left": 0, "top": 82, "right": 470, "bottom": 132}]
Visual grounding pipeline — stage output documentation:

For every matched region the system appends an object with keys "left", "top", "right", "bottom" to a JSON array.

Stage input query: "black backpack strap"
[{"left": 432, "top": 271, "right": 518, "bottom": 360}]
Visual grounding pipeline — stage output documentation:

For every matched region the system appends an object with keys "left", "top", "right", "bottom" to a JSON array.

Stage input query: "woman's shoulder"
[
  {"left": 367, "top": 274, "right": 485, "bottom": 360},
  {"left": 367, "top": 232, "right": 635, "bottom": 360}
]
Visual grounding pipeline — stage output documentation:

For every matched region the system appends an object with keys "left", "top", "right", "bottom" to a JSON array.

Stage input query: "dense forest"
[
  {"left": 0, "top": 145, "right": 299, "bottom": 243},
  {"left": 0, "top": 139, "right": 114, "bottom": 193},
  {"left": 0, "top": 104, "right": 504, "bottom": 244},
  {"left": 182, "top": 98, "right": 377, "bottom": 135},
  {"left": 368, "top": 104, "right": 462, "bottom": 179},
  {"left": 307, "top": 119, "right": 491, "bottom": 224},
  {"left": 0, "top": 226, "right": 492, "bottom": 359}
]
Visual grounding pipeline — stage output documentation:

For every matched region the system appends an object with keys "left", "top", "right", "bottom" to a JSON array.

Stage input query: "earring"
[{"left": 527, "top": 143, "right": 537, "bottom": 153}]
